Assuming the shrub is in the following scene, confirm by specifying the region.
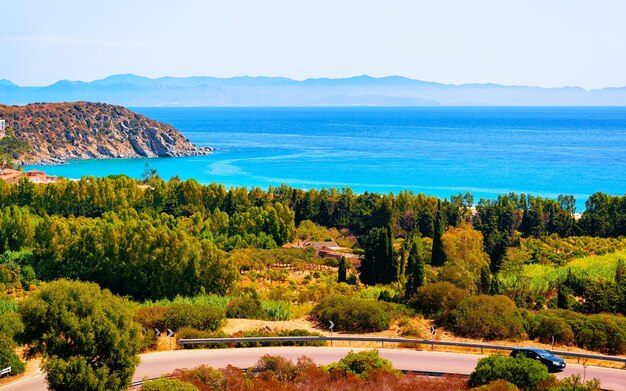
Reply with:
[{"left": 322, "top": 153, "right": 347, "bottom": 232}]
[
  {"left": 325, "top": 350, "right": 399, "bottom": 379},
  {"left": 141, "top": 378, "right": 198, "bottom": 391},
  {"left": 411, "top": 281, "right": 467, "bottom": 319},
  {"left": 231, "top": 329, "right": 324, "bottom": 347},
  {"left": 135, "top": 306, "right": 169, "bottom": 330},
  {"left": 226, "top": 297, "right": 263, "bottom": 319},
  {"left": 177, "top": 327, "right": 228, "bottom": 349},
  {"left": 0, "top": 311, "right": 23, "bottom": 340},
  {"left": 248, "top": 355, "right": 300, "bottom": 382},
  {"left": 175, "top": 365, "right": 225, "bottom": 390},
  {"left": 528, "top": 309, "right": 626, "bottom": 354},
  {"left": 451, "top": 295, "right": 526, "bottom": 340},
  {"left": 262, "top": 300, "right": 291, "bottom": 321},
  {"left": 469, "top": 354, "right": 554, "bottom": 390},
  {"left": 0, "top": 334, "right": 25, "bottom": 375},
  {"left": 163, "top": 304, "right": 225, "bottom": 331},
  {"left": 529, "top": 312, "right": 575, "bottom": 346},
  {"left": 472, "top": 380, "right": 521, "bottom": 390},
  {"left": 313, "top": 295, "right": 392, "bottom": 332},
  {"left": 139, "top": 328, "right": 158, "bottom": 352}
]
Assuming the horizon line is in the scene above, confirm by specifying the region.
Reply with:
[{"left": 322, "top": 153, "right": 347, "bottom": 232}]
[{"left": 2, "top": 73, "right": 623, "bottom": 92}]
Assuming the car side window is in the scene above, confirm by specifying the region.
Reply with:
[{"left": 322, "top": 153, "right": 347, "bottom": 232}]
[{"left": 527, "top": 352, "right": 537, "bottom": 359}]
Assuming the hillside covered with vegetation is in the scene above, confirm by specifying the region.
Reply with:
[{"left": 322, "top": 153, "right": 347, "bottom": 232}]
[
  {"left": 1, "top": 176, "right": 626, "bottom": 389},
  {"left": 0, "top": 102, "right": 212, "bottom": 165}
]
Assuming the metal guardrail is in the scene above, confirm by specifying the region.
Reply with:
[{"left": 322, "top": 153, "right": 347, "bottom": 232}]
[
  {"left": 176, "top": 336, "right": 626, "bottom": 366},
  {"left": 131, "top": 375, "right": 177, "bottom": 387},
  {"left": 0, "top": 367, "right": 11, "bottom": 377}
]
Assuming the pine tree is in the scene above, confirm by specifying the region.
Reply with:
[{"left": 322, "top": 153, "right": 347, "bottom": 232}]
[
  {"left": 338, "top": 256, "right": 347, "bottom": 283},
  {"left": 431, "top": 203, "right": 447, "bottom": 267}
]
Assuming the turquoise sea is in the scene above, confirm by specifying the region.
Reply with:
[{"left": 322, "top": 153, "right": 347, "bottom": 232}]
[{"left": 26, "top": 107, "right": 626, "bottom": 210}]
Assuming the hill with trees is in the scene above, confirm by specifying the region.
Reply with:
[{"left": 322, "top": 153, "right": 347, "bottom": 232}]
[{"left": 0, "top": 102, "right": 212, "bottom": 165}]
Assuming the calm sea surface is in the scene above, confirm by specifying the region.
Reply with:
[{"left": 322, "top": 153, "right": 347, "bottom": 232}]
[{"left": 26, "top": 107, "right": 626, "bottom": 210}]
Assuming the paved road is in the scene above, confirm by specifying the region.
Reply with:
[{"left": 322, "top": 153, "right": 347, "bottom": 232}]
[{"left": 2, "top": 347, "right": 625, "bottom": 390}]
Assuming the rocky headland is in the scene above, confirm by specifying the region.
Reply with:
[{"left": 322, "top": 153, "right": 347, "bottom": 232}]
[{"left": 0, "top": 102, "right": 213, "bottom": 165}]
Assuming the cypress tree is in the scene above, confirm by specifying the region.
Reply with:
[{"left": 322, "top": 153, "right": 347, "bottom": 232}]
[
  {"left": 386, "top": 223, "right": 398, "bottom": 282},
  {"left": 405, "top": 233, "right": 425, "bottom": 298},
  {"left": 360, "top": 225, "right": 398, "bottom": 285},
  {"left": 338, "top": 256, "right": 347, "bottom": 283},
  {"left": 616, "top": 258, "right": 626, "bottom": 285},
  {"left": 489, "top": 275, "right": 502, "bottom": 295},
  {"left": 479, "top": 267, "right": 491, "bottom": 294},
  {"left": 431, "top": 203, "right": 447, "bottom": 267},
  {"left": 405, "top": 243, "right": 415, "bottom": 298},
  {"left": 557, "top": 286, "right": 572, "bottom": 309}
]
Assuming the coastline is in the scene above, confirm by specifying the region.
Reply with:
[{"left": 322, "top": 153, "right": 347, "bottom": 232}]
[{"left": 19, "top": 146, "right": 215, "bottom": 166}]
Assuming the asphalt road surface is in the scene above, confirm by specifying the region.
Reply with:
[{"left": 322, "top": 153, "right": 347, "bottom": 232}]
[{"left": 1, "top": 347, "right": 625, "bottom": 390}]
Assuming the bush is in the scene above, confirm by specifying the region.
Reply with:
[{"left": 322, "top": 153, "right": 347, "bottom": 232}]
[
  {"left": 528, "top": 312, "right": 575, "bottom": 346},
  {"left": 226, "top": 297, "right": 263, "bottom": 319},
  {"left": 177, "top": 327, "right": 228, "bottom": 349},
  {"left": 232, "top": 329, "right": 324, "bottom": 347},
  {"left": 175, "top": 365, "right": 225, "bottom": 390},
  {"left": 0, "top": 311, "right": 23, "bottom": 340},
  {"left": 137, "top": 303, "right": 225, "bottom": 332},
  {"left": 528, "top": 309, "right": 626, "bottom": 354},
  {"left": 469, "top": 354, "right": 554, "bottom": 390},
  {"left": 471, "top": 380, "right": 521, "bottom": 390},
  {"left": 325, "top": 350, "right": 399, "bottom": 379},
  {"left": 0, "top": 334, "right": 25, "bottom": 375},
  {"left": 135, "top": 306, "right": 169, "bottom": 330},
  {"left": 313, "top": 295, "right": 392, "bottom": 332},
  {"left": 411, "top": 281, "right": 467, "bottom": 319},
  {"left": 262, "top": 300, "right": 291, "bottom": 321},
  {"left": 141, "top": 377, "right": 198, "bottom": 391},
  {"left": 451, "top": 295, "right": 526, "bottom": 340}
]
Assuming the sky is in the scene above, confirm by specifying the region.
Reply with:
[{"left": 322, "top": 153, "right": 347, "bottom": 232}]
[{"left": 1, "top": 0, "right": 625, "bottom": 89}]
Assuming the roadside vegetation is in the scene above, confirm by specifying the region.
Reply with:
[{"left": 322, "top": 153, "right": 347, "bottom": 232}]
[
  {"left": 1, "top": 176, "right": 626, "bottom": 388},
  {"left": 139, "top": 351, "right": 601, "bottom": 391}
]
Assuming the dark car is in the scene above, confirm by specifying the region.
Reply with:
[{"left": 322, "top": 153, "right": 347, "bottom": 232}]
[{"left": 510, "top": 348, "right": 566, "bottom": 372}]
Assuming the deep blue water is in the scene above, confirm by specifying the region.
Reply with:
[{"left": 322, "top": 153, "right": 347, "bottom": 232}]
[{"left": 26, "top": 107, "right": 626, "bottom": 209}]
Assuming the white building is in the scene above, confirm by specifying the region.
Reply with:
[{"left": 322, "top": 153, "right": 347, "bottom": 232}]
[{"left": 0, "top": 119, "right": 5, "bottom": 137}]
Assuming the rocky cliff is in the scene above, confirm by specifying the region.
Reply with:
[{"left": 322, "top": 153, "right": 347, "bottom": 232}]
[{"left": 0, "top": 102, "right": 212, "bottom": 165}]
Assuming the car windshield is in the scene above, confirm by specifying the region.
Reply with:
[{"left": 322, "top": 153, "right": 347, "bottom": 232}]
[{"left": 535, "top": 350, "right": 552, "bottom": 358}]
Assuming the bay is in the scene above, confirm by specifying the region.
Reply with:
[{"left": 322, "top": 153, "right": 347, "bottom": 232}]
[{"left": 26, "top": 107, "right": 626, "bottom": 210}]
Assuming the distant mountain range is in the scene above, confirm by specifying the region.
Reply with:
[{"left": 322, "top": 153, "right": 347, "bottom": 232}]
[{"left": 1, "top": 74, "right": 626, "bottom": 106}]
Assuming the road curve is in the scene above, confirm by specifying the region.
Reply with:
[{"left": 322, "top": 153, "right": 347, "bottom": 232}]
[{"left": 1, "top": 347, "right": 625, "bottom": 391}]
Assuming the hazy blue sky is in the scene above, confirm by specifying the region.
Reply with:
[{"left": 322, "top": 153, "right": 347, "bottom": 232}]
[{"left": 1, "top": 0, "right": 625, "bottom": 89}]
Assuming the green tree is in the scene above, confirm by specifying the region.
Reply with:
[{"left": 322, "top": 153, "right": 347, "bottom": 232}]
[
  {"left": 359, "top": 225, "right": 397, "bottom": 285},
  {"left": 405, "top": 235, "right": 424, "bottom": 298},
  {"left": 141, "top": 163, "right": 158, "bottom": 183},
  {"left": 19, "top": 280, "right": 141, "bottom": 391},
  {"left": 469, "top": 354, "right": 554, "bottom": 390},
  {"left": 479, "top": 267, "right": 492, "bottom": 294},
  {"left": 616, "top": 258, "right": 626, "bottom": 285},
  {"left": 337, "top": 256, "right": 347, "bottom": 283},
  {"left": 431, "top": 204, "right": 447, "bottom": 267}
]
